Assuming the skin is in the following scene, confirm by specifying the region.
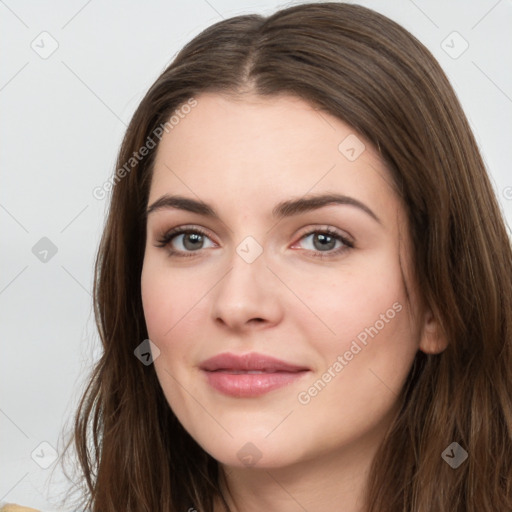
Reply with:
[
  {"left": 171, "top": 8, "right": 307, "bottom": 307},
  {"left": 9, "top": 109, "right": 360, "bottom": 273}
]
[{"left": 141, "top": 92, "right": 447, "bottom": 511}]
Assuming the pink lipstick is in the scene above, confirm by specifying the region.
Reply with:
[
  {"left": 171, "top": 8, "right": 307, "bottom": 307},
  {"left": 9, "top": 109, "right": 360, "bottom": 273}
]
[{"left": 200, "top": 352, "right": 310, "bottom": 397}]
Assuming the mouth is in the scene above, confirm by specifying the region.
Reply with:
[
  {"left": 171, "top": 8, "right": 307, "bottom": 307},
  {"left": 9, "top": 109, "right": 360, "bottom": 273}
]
[{"left": 199, "top": 352, "right": 310, "bottom": 397}]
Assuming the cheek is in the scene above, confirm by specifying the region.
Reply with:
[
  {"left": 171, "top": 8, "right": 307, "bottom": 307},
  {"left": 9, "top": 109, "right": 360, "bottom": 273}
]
[
  {"left": 294, "top": 251, "right": 418, "bottom": 408},
  {"left": 295, "top": 289, "right": 415, "bottom": 449},
  {"left": 141, "top": 272, "right": 170, "bottom": 340},
  {"left": 141, "top": 257, "right": 202, "bottom": 340},
  {"left": 140, "top": 258, "right": 203, "bottom": 422},
  {"left": 304, "top": 285, "right": 415, "bottom": 417},
  {"left": 298, "top": 252, "right": 409, "bottom": 355}
]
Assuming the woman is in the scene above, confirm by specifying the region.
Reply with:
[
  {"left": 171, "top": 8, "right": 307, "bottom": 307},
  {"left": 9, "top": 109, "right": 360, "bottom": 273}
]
[{"left": 57, "top": 2, "right": 512, "bottom": 511}]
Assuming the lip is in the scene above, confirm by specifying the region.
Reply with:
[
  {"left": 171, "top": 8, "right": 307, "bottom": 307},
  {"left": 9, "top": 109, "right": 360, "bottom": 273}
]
[{"left": 200, "top": 352, "right": 310, "bottom": 398}]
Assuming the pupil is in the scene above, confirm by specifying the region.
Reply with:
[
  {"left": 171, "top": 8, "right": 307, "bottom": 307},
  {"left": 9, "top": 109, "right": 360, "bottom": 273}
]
[
  {"left": 314, "top": 233, "right": 335, "bottom": 251},
  {"left": 184, "top": 233, "right": 203, "bottom": 250}
]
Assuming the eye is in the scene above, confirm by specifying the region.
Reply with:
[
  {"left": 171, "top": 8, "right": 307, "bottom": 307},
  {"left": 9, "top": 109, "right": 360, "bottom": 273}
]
[
  {"left": 292, "top": 227, "right": 354, "bottom": 259},
  {"left": 155, "top": 226, "right": 216, "bottom": 257},
  {"left": 155, "top": 225, "right": 354, "bottom": 259}
]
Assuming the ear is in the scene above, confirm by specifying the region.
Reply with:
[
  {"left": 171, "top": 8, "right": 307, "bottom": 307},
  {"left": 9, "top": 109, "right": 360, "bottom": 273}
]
[{"left": 418, "top": 308, "right": 448, "bottom": 354}]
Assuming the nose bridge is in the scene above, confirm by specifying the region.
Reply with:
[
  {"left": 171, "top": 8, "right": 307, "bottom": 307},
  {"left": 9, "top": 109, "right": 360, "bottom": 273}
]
[
  {"left": 235, "top": 233, "right": 266, "bottom": 266},
  {"left": 221, "top": 236, "right": 269, "bottom": 299},
  {"left": 211, "top": 233, "right": 282, "bottom": 327}
]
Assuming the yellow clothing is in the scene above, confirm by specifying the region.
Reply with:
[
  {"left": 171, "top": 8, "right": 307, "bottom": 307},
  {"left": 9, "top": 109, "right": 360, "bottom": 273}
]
[{"left": 0, "top": 505, "right": 40, "bottom": 512}]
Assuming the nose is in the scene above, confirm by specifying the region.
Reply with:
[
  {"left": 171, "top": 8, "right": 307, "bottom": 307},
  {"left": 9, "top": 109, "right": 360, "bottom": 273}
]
[{"left": 211, "top": 246, "right": 284, "bottom": 332}]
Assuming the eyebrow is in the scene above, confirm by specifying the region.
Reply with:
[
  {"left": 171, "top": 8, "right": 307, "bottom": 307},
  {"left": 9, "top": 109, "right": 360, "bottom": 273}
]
[{"left": 145, "top": 193, "right": 382, "bottom": 225}]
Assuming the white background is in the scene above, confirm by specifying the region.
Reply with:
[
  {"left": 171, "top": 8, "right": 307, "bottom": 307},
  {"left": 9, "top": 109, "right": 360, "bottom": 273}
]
[{"left": 1, "top": 0, "right": 511, "bottom": 510}]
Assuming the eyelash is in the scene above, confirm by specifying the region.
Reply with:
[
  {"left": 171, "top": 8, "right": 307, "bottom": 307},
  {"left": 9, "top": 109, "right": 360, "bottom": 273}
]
[{"left": 155, "top": 225, "right": 354, "bottom": 259}]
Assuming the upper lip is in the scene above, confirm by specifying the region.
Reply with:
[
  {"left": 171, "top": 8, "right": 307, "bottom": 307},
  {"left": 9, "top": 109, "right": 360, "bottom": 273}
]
[{"left": 200, "top": 352, "right": 309, "bottom": 372}]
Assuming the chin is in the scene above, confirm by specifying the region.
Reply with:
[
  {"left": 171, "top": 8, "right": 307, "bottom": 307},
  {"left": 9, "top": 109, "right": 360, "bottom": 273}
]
[{"left": 195, "top": 432, "right": 308, "bottom": 470}]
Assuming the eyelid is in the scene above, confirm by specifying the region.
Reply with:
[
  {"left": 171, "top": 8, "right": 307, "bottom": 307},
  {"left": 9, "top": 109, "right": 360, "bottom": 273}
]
[
  {"left": 155, "top": 224, "right": 352, "bottom": 243},
  {"left": 294, "top": 225, "right": 354, "bottom": 245},
  {"left": 154, "top": 224, "right": 217, "bottom": 248}
]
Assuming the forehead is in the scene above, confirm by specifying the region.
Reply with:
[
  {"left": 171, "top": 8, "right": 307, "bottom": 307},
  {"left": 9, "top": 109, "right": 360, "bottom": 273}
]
[{"left": 148, "top": 92, "right": 399, "bottom": 223}]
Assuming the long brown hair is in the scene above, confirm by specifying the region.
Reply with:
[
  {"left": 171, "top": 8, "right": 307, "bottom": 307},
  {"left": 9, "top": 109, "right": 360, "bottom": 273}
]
[{"left": 61, "top": 2, "right": 512, "bottom": 510}]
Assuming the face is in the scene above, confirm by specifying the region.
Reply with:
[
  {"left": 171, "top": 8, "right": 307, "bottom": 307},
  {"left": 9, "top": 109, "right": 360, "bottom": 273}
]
[{"left": 141, "top": 92, "right": 437, "bottom": 470}]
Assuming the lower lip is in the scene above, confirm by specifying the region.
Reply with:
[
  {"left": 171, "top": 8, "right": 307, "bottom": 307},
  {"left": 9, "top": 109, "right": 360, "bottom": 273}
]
[{"left": 203, "top": 370, "right": 309, "bottom": 397}]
